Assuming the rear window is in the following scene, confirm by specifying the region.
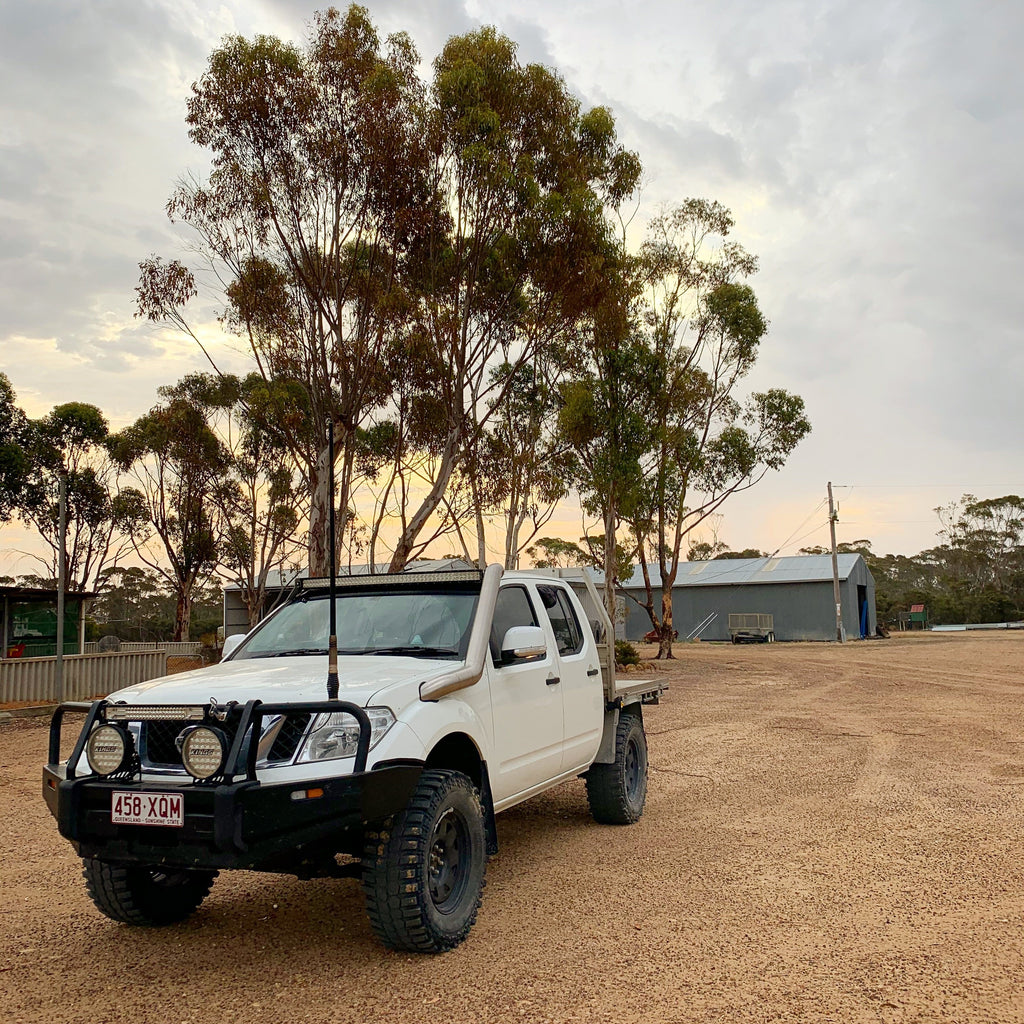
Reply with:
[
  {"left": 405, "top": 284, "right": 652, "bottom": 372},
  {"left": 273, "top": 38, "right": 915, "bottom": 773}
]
[{"left": 537, "top": 585, "right": 584, "bottom": 656}]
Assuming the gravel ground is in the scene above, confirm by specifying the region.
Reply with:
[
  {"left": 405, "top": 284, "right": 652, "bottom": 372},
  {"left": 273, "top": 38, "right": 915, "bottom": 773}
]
[{"left": 2, "top": 632, "right": 1022, "bottom": 1024}]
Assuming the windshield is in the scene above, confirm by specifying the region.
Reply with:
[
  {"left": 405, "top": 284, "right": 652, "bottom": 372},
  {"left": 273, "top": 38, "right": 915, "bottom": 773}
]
[{"left": 233, "top": 587, "right": 479, "bottom": 660}]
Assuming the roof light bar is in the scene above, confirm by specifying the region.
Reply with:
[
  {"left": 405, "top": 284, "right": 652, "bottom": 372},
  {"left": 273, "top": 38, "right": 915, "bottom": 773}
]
[{"left": 299, "top": 570, "right": 484, "bottom": 591}]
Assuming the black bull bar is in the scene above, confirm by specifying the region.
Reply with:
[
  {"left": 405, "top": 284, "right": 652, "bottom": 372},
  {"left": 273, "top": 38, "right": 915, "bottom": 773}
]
[{"left": 43, "top": 699, "right": 422, "bottom": 872}]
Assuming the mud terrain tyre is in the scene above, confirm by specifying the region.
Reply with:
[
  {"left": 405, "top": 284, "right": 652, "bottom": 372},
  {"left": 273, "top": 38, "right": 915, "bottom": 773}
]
[
  {"left": 585, "top": 710, "right": 648, "bottom": 825},
  {"left": 83, "top": 858, "right": 217, "bottom": 925},
  {"left": 362, "top": 769, "right": 487, "bottom": 953}
]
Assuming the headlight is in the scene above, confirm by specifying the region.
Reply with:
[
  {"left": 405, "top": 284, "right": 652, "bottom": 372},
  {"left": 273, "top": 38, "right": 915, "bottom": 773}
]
[
  {"left": 86, "top": 724, "right": 133, "bottom": 776},
  {"left": 179, "top": 726, "right": 228, "bottom": 780},
  {"left": 297, "top": 707, "right": 396, "bottom": 763}
]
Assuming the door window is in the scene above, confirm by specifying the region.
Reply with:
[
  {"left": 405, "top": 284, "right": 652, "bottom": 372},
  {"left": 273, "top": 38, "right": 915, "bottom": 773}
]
[{"left": 490, "top": 586, "right": 539, "bottom": 665}]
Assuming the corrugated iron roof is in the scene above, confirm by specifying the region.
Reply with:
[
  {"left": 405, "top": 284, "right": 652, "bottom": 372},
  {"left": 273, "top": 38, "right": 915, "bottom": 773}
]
[{"left": 592, "top": 554, "right": 866, "bottom": 589}]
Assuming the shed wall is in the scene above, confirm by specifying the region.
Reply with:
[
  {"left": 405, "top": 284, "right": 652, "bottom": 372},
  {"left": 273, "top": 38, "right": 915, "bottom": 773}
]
[
  {"left": 623, "top": 573, "right": 876, "bottom": 642},
  {"left": 224, "top": 591, "right": 253, "bottom": 638}
]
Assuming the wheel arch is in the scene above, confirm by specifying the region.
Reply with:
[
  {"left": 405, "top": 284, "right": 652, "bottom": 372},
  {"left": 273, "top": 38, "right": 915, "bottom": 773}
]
[{"left": 424, "top": 732, "right": 497, "bottom": 856}]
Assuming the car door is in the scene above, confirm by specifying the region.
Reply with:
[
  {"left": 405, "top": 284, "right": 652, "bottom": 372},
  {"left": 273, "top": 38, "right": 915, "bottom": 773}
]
[
  {"left": 535, "top": 584, "right": 605, "bottom": 772},
  {"left": 486, "top": 583, "right": 564, "bottom": 804}
]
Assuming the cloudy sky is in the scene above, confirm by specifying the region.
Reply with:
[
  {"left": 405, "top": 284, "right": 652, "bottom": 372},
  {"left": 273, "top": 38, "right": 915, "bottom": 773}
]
[{"left": 2, "top": 0, "right": 1022, "bottom": 574}]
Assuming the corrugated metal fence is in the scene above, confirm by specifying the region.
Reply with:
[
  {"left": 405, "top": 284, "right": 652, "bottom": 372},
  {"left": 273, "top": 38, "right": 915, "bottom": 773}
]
[
  {"left": 81, "top": 641, "right": 203, "bottom": 656},
  {"left": 0, "top": 651, "right": 168, "bottom": 704}
]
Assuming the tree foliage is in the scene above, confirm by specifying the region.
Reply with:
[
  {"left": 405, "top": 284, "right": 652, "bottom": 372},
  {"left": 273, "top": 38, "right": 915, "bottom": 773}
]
[
  {"left": 625, "top": 201, "right": 810, "bottom": 657},
  {"left": 526, "top": 534, "right": 633, "bottom": 583},
  {"left": 139, "top": 6, "right": 640, "bottom": 575},
  {"left": 108, "top": 398, "right": 227, "bottom": 640},
  {"left": 456, "top": 359, "right": 573, "bottom": 568},
  {"left": 89, "top": 567, "right": 223, "bottom": 643},
  {"left": 557, "top": 257, "right": 661, "bottom": 623},
  {"left": 162, "top": 373, "right": 306, "bottom": 628},
  {"left": 0, "top": 373, "right": 31, "bottom": 524},
  {"left": 138, "top": 5, "right": 429, "bottom": 576},
  {"left": 16, "top": 402, "right": 145, "bottom": 592}
]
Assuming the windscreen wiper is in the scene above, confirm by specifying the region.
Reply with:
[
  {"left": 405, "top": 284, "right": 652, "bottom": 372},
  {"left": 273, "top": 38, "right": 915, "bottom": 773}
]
[
  {"left": 367, "top": 645, "right": 460, "bottom": 658},
  {"left": 255, "top": 648, "right": 329, "bottom": 658},
  {"left": 252, "top": 647, "right": 374, "bottom": 658}
]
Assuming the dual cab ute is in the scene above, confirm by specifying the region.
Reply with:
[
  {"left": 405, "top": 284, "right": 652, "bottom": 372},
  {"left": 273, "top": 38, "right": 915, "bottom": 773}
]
[{"left": 44, "top": 566, "right": 662, "bottom": 952}]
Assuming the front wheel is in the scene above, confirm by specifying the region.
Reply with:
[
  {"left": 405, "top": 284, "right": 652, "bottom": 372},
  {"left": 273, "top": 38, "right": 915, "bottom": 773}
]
[
  {"left": 83, "top": 858, "right": 217, "bottom": 926},
  {"left": 362, "top": 769, "right": 487, "bottom": 953},
  {"left": 585, "top": 710, "right": 649, "bottom": 825}
]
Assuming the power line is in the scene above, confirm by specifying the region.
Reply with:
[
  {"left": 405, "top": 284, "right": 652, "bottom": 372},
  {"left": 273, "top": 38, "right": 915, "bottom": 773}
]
[
  {"left": 767, "top": 498, "right": 829, "bottom": 557},
  {"left": 840, "top": 520, "right": 937, "bottom": 525},
  {"left": 778, "top": 521, "right": 832, "bottom": 552},
  {"left": 834, "top": 484, "right": 1020, "bottom": 489}
]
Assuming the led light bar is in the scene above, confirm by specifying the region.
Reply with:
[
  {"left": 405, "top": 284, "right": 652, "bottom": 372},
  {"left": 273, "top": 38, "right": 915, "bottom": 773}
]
[
  {"left": 299, "top": 570, "right": 483, "bottom": 590},
  {"left": 104, "top": 705, "right": 206, "bottom": 722}
]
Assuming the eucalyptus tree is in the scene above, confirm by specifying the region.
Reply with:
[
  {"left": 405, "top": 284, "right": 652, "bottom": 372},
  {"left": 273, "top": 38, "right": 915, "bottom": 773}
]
[
  {"left": 0, "top": 372, "right": 30, "bottom": 524},
  {"left": 627, "top": 201, "right": 811, "bottom": 657},
  {"left": 383, "top": 27, "right": 640, "bottom": 569},
  {"left": 137, "top": 7, "right": 638, "bottom": 576},
  {"left": 137, "top": 5, "right": 430, "bottom": 576},
  {"left": 160, "top": 373, "right": 306, "bottom": 629},
  {"left": 936, "top": 494, "right": 1024, "bottom": 597},
  {"left": 452, "top": 359, "right": 572, "bottom": 569},
  {"left": 557, "top": 269, "right": 663, "bottom": 624},
  {"left": 107, "top": 398, "right": 227, "bottom": 641},
  {"left": 18, "top": 402, "right": 145, "bottom": 593}
]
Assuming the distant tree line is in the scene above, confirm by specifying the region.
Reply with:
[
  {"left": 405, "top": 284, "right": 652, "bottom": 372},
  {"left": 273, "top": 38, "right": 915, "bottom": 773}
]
[
  {"left": 800, "top": 495, "right": 1024, "bottom": 626},
  {"left": 0, "top": 7, "right": 811, "bottom": 653}
]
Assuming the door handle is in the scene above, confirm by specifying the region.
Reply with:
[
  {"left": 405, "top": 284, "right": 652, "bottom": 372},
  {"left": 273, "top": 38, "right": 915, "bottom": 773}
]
[
  {"left": 587, "top": 667, "right": 599, "bottom": 677},
  {"left": 546, "top": 674, "right": 560, "bottom": 686}
]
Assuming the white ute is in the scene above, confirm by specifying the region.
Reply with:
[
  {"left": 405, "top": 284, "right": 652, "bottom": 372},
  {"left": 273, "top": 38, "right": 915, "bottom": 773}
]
[{"left": 44, "top": 565, "right": 663, "bottom": 952}]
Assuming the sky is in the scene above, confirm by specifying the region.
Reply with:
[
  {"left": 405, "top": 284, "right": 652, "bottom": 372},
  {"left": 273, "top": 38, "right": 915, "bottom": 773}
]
[{"left": 2, "top": 0, "right": 1023, "bottom": 576}]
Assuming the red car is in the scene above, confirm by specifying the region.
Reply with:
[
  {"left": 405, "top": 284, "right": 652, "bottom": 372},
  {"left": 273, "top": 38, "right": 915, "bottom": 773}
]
[{"left": 643, "top": 628, "right": 678, "bottom": 642}]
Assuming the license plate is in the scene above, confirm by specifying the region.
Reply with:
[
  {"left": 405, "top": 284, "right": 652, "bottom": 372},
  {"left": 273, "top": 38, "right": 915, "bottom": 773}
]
[{"left": 111, "top": 791, "right": 184, "bottom": 827}]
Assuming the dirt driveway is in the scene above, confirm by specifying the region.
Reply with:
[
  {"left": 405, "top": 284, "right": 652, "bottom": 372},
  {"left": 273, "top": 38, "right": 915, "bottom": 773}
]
[{"left": 2, "top": 633, "right": 1022, "bottom": 1023}]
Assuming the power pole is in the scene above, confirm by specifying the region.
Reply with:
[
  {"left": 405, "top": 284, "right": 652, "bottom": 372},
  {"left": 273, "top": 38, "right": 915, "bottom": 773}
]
[
  {"left": 827, "top": 481, "right": 844, "bottom": 642},
  {"left": 55, "top": 469, "right": 68, "bottom": 701}
]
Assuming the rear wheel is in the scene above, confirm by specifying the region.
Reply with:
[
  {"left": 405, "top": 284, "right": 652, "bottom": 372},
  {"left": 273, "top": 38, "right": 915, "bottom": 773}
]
[
  {"left": 83, "top": 858, "right": 217, "bottom": 926},
  {"left": 362, "top": 769, "right": 487, "bottom": 953},
  {"left": 586, "top": 710, "right": 648, "bottom": 825}
]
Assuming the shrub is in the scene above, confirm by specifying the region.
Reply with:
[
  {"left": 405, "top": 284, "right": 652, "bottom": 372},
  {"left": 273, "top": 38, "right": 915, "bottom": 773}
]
[{"left": 615, "top": 639, "right": 640, "bottom": 666}]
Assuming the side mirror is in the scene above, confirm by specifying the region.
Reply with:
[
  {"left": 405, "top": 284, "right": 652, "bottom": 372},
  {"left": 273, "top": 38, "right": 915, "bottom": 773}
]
[
  {"left": 221, "top": 633, "right": 245, "bottom": 660},
  {"left": 500, "top": 625, "right": 547, "bottom": 663}
]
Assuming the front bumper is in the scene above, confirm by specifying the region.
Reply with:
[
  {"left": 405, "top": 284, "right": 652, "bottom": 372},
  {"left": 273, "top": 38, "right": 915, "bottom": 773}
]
[{"left": 43, "top": 761, "right": 422, "bottom": 871}]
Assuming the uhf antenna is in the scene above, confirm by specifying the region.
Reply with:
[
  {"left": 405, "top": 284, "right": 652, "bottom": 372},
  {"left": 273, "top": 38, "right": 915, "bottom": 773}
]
[{"left": 326, "top": 417, "right": 339, "bottom": 700}]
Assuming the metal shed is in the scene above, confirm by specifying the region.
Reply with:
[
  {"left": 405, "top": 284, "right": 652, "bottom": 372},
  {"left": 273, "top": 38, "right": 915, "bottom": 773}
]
[
  {"left": 1, "top": 586, "right": 92, "bottom": 659},
  {"left": 604, "top": 554, "right": 876, "bottom": 642}
]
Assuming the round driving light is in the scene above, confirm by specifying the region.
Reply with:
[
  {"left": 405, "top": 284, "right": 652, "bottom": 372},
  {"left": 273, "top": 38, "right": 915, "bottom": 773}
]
[
  {"left": 86, "top": 724, "right": 131, "bottom": 777},
  {"left": 180, "top": 726, "right": 227, "bottom": 780}
]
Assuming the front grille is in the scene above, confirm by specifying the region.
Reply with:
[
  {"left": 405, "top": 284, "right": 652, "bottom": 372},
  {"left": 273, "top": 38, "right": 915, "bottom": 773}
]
[
  {"left": 139, "top": 713, "right": 309, "bottom": 770},
  {"left": 141, "top": 718, "right": 242, "bottom": 769},
  {"left": 267, "top": 713, "right": 311, "bottom": 763},
  {"left": 142, "top": 720, "right": 188, "bottom": 766}
]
